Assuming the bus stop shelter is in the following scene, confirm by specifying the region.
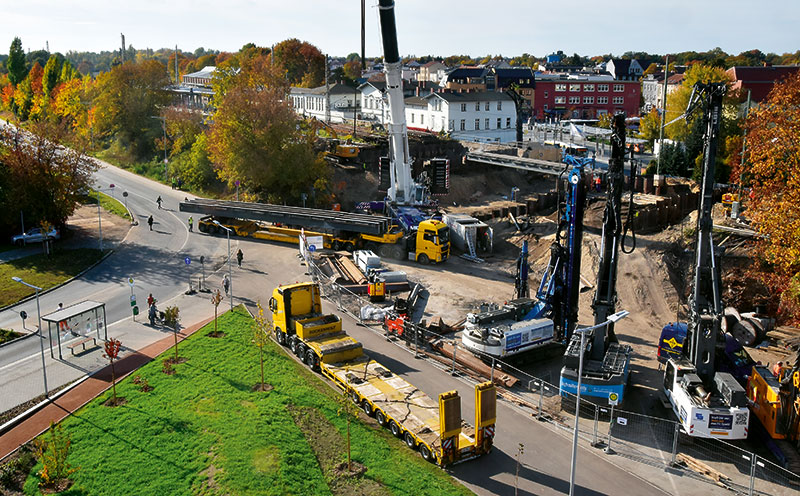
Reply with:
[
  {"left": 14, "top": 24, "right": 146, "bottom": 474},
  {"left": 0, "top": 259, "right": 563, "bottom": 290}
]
[{"left": 42, "top": 300, "right": 107, "bottom": 359}]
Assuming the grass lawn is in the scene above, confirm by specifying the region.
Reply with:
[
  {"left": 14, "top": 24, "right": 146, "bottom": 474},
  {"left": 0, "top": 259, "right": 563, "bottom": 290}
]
[
  {"left": 0, "top": 249, "right": 104, "bottom": 308},
  {"left": 85, "top": 191, "right": 130, "bottom": 221},
  {"left": 22, "top": 308, "right": 472, "bottom": 496}
]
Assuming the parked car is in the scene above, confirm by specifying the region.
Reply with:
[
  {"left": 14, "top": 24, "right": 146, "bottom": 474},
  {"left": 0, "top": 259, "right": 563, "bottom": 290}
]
[{"left": 11, "top": 227, "right": 61, "bottom": 246}]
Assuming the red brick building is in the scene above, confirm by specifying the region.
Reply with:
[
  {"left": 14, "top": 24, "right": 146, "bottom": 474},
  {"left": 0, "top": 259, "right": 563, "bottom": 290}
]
[
  {"left": 727, "top": 65, "right": 800, "bottom": 102},
  {"left": 533, "top": 75, "right": 641, "bottom": 120}
]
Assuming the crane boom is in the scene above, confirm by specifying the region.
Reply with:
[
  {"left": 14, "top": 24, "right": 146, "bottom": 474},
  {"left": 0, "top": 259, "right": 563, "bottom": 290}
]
[{"left": 377, "top": 0, "right": 414, "bottom": 205}]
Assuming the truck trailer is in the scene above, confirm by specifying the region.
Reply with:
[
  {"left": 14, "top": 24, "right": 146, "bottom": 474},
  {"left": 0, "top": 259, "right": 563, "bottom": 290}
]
[{"left": 269, "top": 282, "right": 497, "bottom": 466}]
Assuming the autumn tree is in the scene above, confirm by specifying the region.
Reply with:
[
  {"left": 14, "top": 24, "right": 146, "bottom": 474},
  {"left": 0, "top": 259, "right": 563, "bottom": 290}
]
[
  {"left": 33, "top": 422, "right": 77, "bottom": 490},
  {"left": 0, "top": 120, "right": 97, "bottom": 233},
  {"left": 42, "top": 54, "right": 64, "bottom": 97},
  {"left": 738, "top": 72, "right": 800, "bottom": 323},
  {"left": 637, "top": 108, "right": 661, "bottom": 146},
  {"left": 93, "top": 60, "right": 171, "bottom": 158},
  {"left": 664, "top": 64, "right": 732, "bottom": 142},
  {"left": 103, "top": 338, "right": 122, "bottom": 405},
  {"left": 208, "top": 54, "right": 329, "bottom": 204},
  {"left": 272, "top": 38, "right": 324, "bottom": 87},
  {"left": 210, "top": 289, "right": 223, "bottom": 337},
  {"left": 6, "top": 37, "right": 26, "bottom": 86}
]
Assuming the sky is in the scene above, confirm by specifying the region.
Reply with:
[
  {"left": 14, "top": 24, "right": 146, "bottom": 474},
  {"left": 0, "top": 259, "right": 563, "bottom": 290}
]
[{"left": 1, "top": 0, "right": 798, "bottom": 59}]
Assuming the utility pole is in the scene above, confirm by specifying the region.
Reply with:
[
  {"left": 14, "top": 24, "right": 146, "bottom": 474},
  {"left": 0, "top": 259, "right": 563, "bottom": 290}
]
[
  {"left": 361, "top": 0, "right": 366, "bottom": 71},
  {"left": 175, "top": 45, "right": 179, "bottom": 85},
  {"left": 325, "top": 54, "right": 331, "bottom": 124},
  {"left": 657, "top": 55, "right": 669, "bottom": 174},
  {"left": 120, "top": 33, "right": 126, "bottom": 63},
  {"left": 46, "top": 41, "right": 49, "bottom": 53}
]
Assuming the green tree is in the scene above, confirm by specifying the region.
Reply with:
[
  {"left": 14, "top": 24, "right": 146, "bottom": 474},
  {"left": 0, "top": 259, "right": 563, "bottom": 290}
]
[
  {"left": 42, "top": 54, "right": 63, "bottom": 97},
  {"left": 12, "top": 77, "right": 33, "bottom": 119},
  {"left": 208, "top": 54, "right": 329, "bottom": 203},
  {"left": 664, "top": 64, "right": 732, "bottom": 142},
  {"left": 170, "top": 133, "right": 216, "bottom": 190},
  {"left": 638, "top": 108, "right": 660, "bottom": 145},
  {"left": 59, "top": 59, "right": 77, "bottom": 83},
  {"left": 6, "top": 37, "right": 26, "bottom": 86},
  {"left": 93, "top": 60, "right": 171, "bottom": 158}
]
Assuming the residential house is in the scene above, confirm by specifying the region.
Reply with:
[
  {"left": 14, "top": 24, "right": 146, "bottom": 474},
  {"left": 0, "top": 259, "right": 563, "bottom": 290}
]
[
  {"left": 171, "top": 66, "right": 216, "bottom": 111},
  {"left": 404, "top": 91, "right": 516, "bottom": 143},
  {"left": 289, "top": 83, "right": 360, "bottom": 123},
  {"left": 606, "top": 59, "right": 643, "bottom": 81},
  {"left": 419, "top": 61, "right": 447, "bottom": 83},
  {"left": 440, "top": 67, "right": 489, "bottom": 91},
  {"left": 726, "top": 65, "right": 800, "bottom": 102},
  {"left": 490, "top": 67, "right": 536, "bottom": 116},
  {"left": 533, "top": 74, "right": 641, "bottom": 120}
]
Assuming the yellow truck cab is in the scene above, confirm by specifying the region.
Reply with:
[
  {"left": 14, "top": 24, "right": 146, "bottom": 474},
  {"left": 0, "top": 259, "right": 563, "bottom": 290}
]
[
  {"left": 269, "top": 283, "right": 362, "bottom": 369},
  {"left": 413, "top": 219, "right": 449, "bottom": 264}
]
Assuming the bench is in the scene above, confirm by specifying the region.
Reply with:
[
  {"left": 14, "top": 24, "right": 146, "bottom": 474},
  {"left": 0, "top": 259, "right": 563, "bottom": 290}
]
[{"left": 67, "top": 337, "right": 97, "bottom": 355}]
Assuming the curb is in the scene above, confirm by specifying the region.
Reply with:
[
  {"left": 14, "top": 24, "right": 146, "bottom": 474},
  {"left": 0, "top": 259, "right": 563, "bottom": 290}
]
[
  {"left": 0, "top": 330, "right": 37, "bottom": 349},
  {"left": 0, "top": 375, "right": 90, "bottom": 436},
  {"left": 0, "top": 249, "right": 115, "bottom": 314}
]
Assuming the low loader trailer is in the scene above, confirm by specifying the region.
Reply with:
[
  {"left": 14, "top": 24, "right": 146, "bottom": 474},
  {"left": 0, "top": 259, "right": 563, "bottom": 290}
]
[{"left": 269, "top": 282, "right": 497, "bottom": 466}]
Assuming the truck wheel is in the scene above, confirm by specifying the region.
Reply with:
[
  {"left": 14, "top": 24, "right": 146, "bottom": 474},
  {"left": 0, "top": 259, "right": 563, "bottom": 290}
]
[
  {"left": 198, "top": 223, "right": 207, "bottom": 233},
  {"left": 389, "top": 420, "right": 402, "bottom": 437},
  {"left": 344, "top": 242, "right": 355, "bottom": 253},
  {"left": 351, "top": 390, "right": 360, "bottom": 404},
  {"left": 305, "top": 350, "right": 319, "bottom": 371},
  {"left": 404, "top": 432, "right": 417, "bottom": 449},
  {"left": 333, "top": 240, "right": 342, "bottom": 251},
  {"left": 289, "top": 336, "right": 298, "bottom": 354},
  {"left": 420, "top": 444, "right": 434, "bottom": 463},
  {"left": 417, "top": 253, "right": 430, "bottom": 265},
  {"left": 375, "top": 410, "right": 387, "bottom": 426},
  {"left": 295, "top": 343, "right": 306, "bottom": 358},
  {"left": 361, "top": 400, "right": 373, "bottom": 416},
  {"left": 366, "top": 242, "right": 379, "bottom": 253},
  {"left": 276, "top": 328, "right": 286, "bottom": 346}
]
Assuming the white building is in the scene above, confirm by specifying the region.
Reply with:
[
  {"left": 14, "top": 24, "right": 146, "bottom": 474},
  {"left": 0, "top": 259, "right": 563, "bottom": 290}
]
[
  {"left": 419, "top": 61, "right": 447, "bottom": 83},
  {"left": 289, "top": 83, "right": 360, "bottom": 123},
  {"left": 404, "top": 91, "right": 516, "bottom": 143},
  {"left": 358, "top": 81, "right": 389, "bottom": 125}
]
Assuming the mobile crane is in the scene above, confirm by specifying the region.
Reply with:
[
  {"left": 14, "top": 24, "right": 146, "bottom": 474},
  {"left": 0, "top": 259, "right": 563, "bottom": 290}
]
[
  {"left": 662, "top": 82, "right": 750, "bottom": 440},
  {"left": 560, "top": 113, "right": 635, "bottom": 406}
]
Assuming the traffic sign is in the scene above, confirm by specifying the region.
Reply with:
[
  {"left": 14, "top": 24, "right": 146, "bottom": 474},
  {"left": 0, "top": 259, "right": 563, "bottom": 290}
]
[
  {"left": 20, "top": 310, "right": 27, "bottom": 320},
  {"left": 123, "top": 191, "right": 128, "bottom": 198},
  {"left": 608, "top": 392, "right": 619, "bottom": 406},
  {"left": 128, "top": 277, "right": 135, "bottom": 287},
  {"left": 132, "top": 305, "right": 139, "bottom": 316},
  {"left": 185, "top": 257, "right": 191, "bottom": 265}
]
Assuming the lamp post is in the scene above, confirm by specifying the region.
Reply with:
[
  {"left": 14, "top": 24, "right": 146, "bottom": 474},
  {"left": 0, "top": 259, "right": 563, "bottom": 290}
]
[
  {"left": 213, "top": 221, "right": 233, "bottom": 312},
  {"left": 12, "top": 277, "right": 48, "bottom": 397},
  {"left": 568, "top": 310, "right": 629, "bottom": 496},
  {"left": 93, "top": 186, "right": 115, "bottom": 251}
]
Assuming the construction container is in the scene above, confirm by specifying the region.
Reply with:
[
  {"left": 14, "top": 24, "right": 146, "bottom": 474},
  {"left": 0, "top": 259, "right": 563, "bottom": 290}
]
[{"left": 442, "top": 213, "right": 493, "bottom": 256}]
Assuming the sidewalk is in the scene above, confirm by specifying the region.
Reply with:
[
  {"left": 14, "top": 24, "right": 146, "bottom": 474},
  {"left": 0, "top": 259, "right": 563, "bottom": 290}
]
[{"left": 0, "top": 313, "right": 215, "bottom": 460}]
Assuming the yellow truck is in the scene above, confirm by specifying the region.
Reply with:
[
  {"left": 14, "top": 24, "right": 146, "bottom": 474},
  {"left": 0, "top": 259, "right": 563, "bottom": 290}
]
[
  {"left": 269, "top": 282, "right": 496, "bottom": 465},
  {"left": 198, "top": 215, "right": 449, "bottom": 264}
]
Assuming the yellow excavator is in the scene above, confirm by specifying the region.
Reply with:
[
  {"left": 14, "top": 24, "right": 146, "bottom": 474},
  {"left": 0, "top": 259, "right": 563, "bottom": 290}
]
[{"left": 307, "top": 117, "right": 360, "bottom": 165}]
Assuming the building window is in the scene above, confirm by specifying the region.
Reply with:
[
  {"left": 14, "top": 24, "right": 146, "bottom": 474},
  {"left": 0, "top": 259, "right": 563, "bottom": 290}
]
[
  {"left": 569, "top": 84, "right": 581, "bottom": 92},
  {"left": 544, "top": 104, "right": 548, "bottom": 110},
  {"left": 506, "top": 117, "right": 511, "bottom": 128},
  {"left": 461, "top": 103, "right": 467, "bottom": 112},
  {"left": 449, "top": 120, "right": 454, "bottom": 130},
  {"left": 598, "top": 96, "right": 608, "bottom": 104},
  {"left": 544, "top": 91, "right": 548, "bottom": 98},
  {"left": 485, "top": 118, "right": 490, "bottom": 129},
  {"left": 555, "top": 84, "right": 567, "bottom": 91},
  {"left": 583, "top": 84, "right": 594, "bottom": 91},
  {"left": 597, "top": 109, "right": 607, "bottom": 116},
  {"left": 497, "top": 117, "right": 502, "bottom": 128},
  {"left": 598, "top": 84, "right": 609, "bottom": 92},
  {"left": 420, "top": 114, "right": 424, "bottom": 125},
  {"left": 613, "top": 96, "right": 624, "bottom": 104},
  {"left": 583, "top": 96, "right": 594, "bottom": 104},
  {"left": 460, "top": 119, "right": 466, "bottom": 131},
  {"left": 569, "top": 96, "right": 580, "bottom": 104},
  {"left": 411, "top": 113, "right": 415, "bottom": 123},
  {"left": 475, "top": 102, "right": 480, "bottom": 111},
  {"left": 475, "top": 119, "right": 480, "bottom": 130},
  {"left": 554, "top": 96, "right": 566, "bottom": 104},
  {"left": 485, "top": 102, "right": 490, "bottom": 111},
  {"left": 613, "top": 84, "right": 624, "bottom": 92},
  {"left": 497, "top": 101, "right": 502, "bottom": 111}
]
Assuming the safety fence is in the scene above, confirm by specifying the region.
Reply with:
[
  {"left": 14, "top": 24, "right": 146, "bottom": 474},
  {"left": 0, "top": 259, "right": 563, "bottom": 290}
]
[{"left": 303, "top": 250, "right": 800, "bottom": 496}]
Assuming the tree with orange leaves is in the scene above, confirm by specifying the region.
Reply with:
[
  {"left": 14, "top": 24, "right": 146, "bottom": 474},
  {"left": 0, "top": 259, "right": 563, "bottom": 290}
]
[{"left": 738, "top": 71, "right": 800, "bottom": 323}]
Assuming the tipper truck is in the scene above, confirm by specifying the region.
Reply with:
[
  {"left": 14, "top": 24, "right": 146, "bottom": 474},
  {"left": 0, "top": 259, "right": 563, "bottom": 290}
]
[{"left": 269, "top": 282, "right": 497, "bottom": 465}]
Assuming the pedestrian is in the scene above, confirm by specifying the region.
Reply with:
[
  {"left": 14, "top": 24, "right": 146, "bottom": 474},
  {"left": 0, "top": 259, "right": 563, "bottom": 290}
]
[
  {"left": 595, "top": 176, "right": 602, "bottom": 192},
  {"left": 171, "top": 177, "right": 176, "bottom": 190},
  {"left": 157, "top": 196, "right": 162, "bottom": 209},
  {"left": 177, "top": 177, "right": 183, "bottom": 190},
  {"left": 222, "top": 274, "right": 230, "bottom": 295},
  {"left": 148, "top": 303, "right": 157, "bottom": 326},
  {"left": 57, "top": 303, "right": 68, "bottom": 334},
  {"left": 147, "top": 293, "right": 155, "bottom": 308},
  {"left": 188, "top": 216, "right": 193, "bottom": 232},
  {"left": 236, "top": 248, "right": 243, "bottom": 268},
  {"left": 148, "top": 215, "right": 154, "bottom": 231}
]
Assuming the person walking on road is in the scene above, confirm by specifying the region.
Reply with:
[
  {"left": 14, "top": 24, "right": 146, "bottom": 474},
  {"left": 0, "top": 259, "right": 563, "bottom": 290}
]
[
  {"left": 148, "top": 215, "right": 154, "bottom": 231},
  {"left": 147, "top": 293, "right": 155, "bottom": 308},
  {"left": 236, "top": 249, "right": 243, "bottom": 268},
  {"left": 188, "top": 216, "right": 194, "bottom": 232},
  {"left": 222, "top": 274, "right": 230, "bottom": 295},
  {"left": 157, "top": 196, "right": 162, "bottom": 210}
]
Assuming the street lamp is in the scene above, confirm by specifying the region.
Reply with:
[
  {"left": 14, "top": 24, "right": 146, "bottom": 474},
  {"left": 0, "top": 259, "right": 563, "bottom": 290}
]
[
  {"left": 93, "top": 186, "right": 115, "bottom": 251},
  {"left": 213, "top": 221, "right": 233, "bottom": 312},
  {"left": 568, "top": 309, "right": 629, "bottom": 496},
  {"left": 12, "top": 277, "right": 48, "bottom": 397}
]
